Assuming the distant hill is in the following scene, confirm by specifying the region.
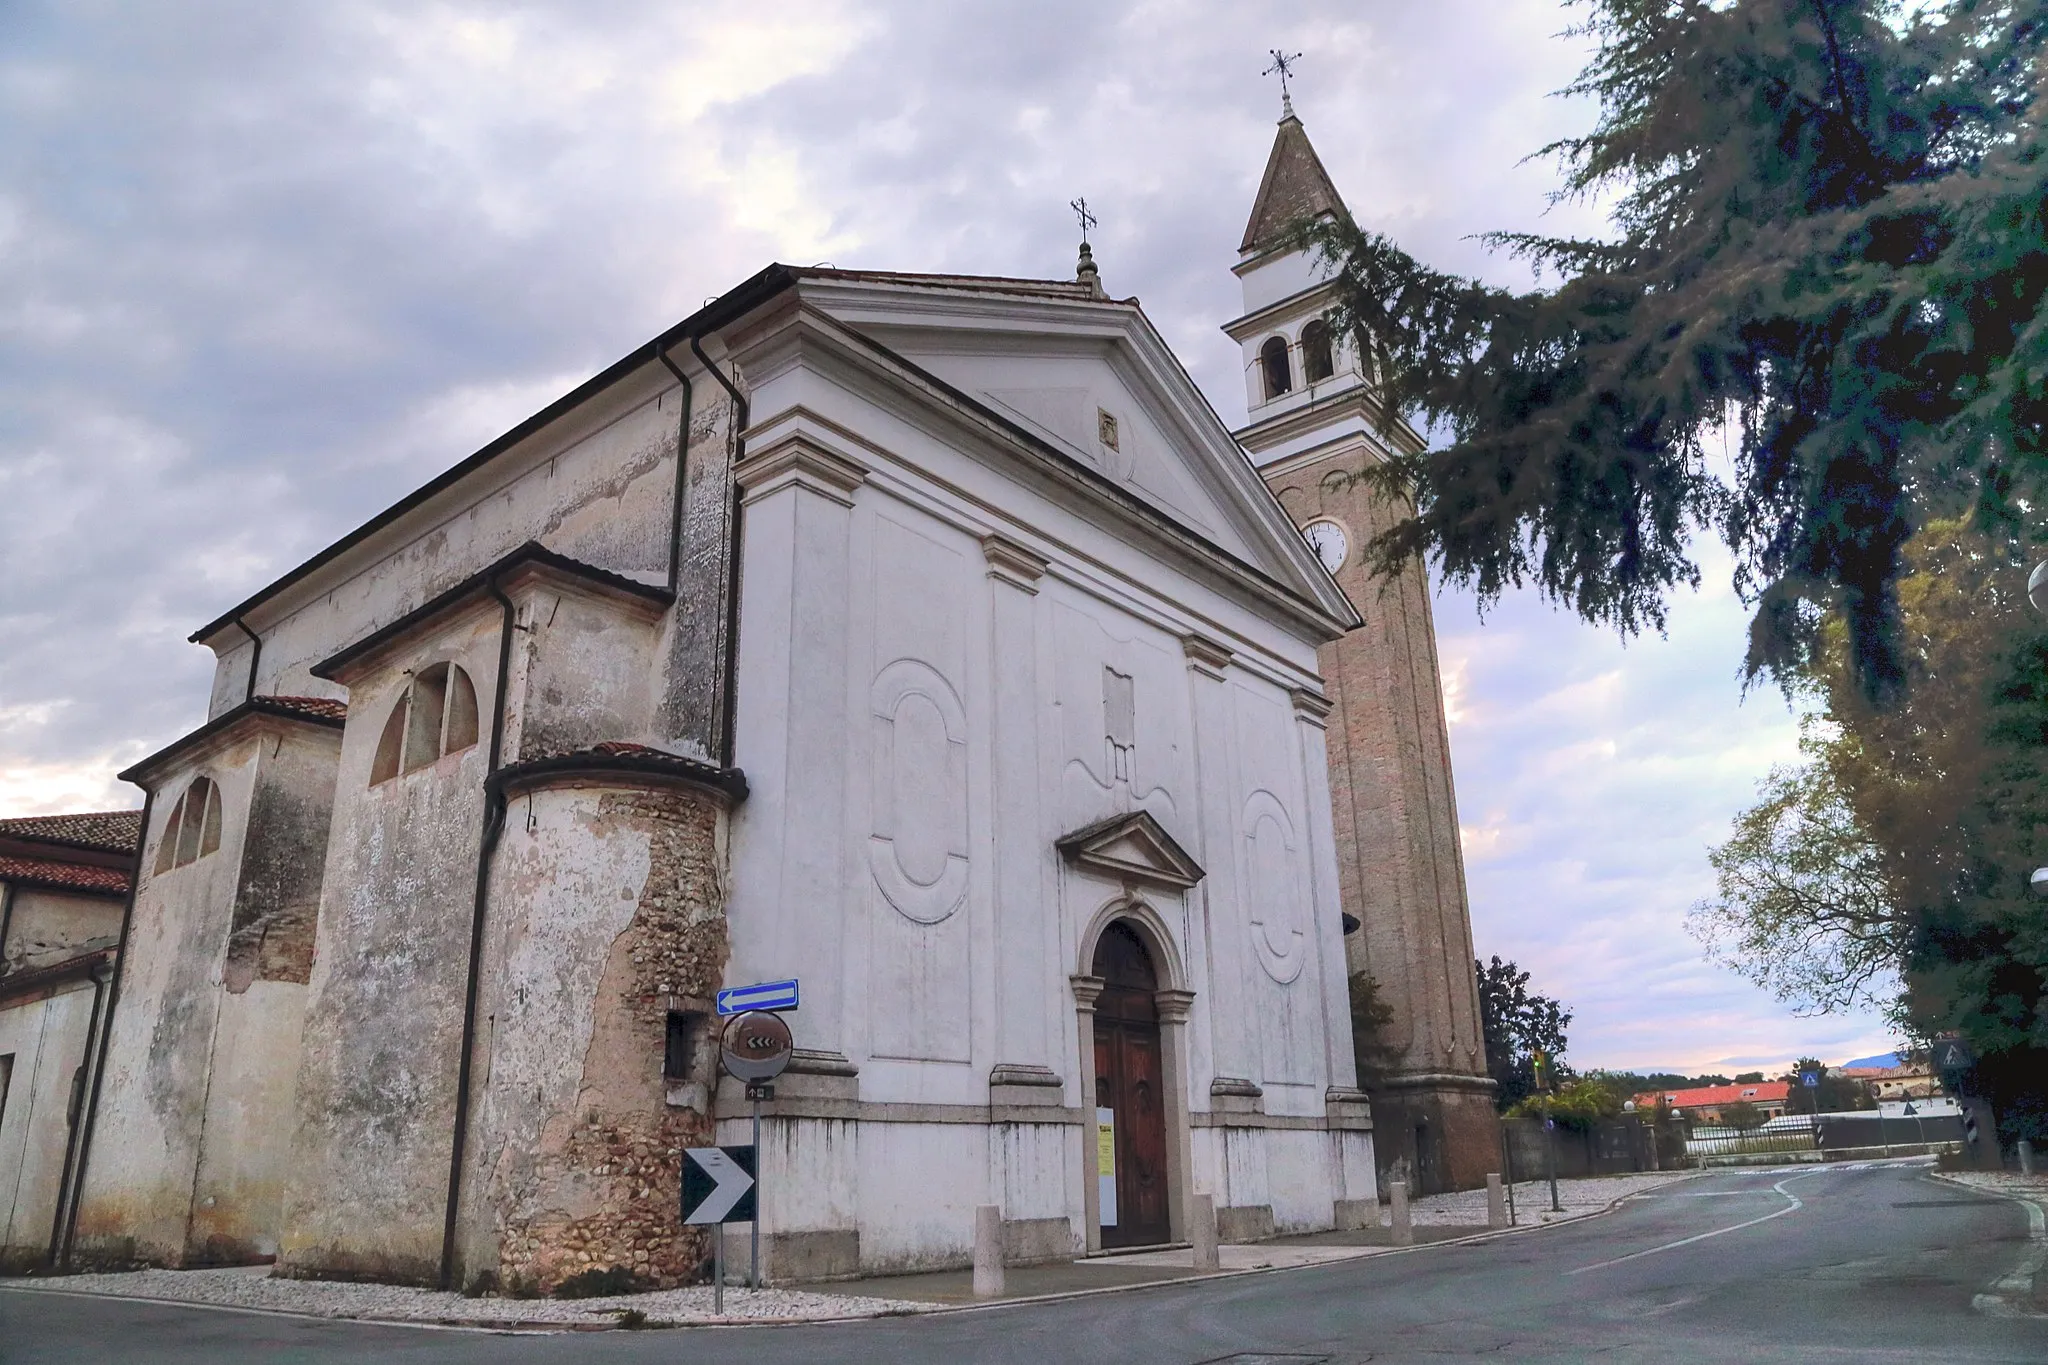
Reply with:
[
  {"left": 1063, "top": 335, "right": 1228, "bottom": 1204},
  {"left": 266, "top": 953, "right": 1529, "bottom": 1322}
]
[{"left": 1843, "top": 1052, "right": 1900, "bottom": 1070}]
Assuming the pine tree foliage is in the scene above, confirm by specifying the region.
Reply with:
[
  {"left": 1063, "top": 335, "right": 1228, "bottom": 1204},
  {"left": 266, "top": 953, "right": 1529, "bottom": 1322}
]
[{"left": 1298, "top": 0, "right": 2048, "bottom": 701}]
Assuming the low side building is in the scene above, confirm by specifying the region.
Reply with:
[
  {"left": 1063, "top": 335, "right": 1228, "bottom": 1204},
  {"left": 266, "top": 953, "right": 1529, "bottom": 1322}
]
[
  {"left": 0, "top": 812, "right": 139, "bottom": 1272},
  {"left": 1637, "top": 1081, "right": 1792, "bottom": 1124}
]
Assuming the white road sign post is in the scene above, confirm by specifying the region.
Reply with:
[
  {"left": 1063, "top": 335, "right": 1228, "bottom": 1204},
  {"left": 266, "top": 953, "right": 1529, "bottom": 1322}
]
[{"left": 682, "top": 1145, "right": 757, "bottom": 1314}]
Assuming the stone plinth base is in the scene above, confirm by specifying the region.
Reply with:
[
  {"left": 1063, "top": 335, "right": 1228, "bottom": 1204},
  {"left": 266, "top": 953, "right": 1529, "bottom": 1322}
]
[{"left": 1368, "top": 1076, "right": 1500, "bottom": 1196}]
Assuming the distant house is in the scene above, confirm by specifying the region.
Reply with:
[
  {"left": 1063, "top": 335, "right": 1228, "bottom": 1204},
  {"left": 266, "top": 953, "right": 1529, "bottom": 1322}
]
[
  {"left": 0, "top": 810, "right": 141, "bottom": 1271},
  {"left": 1842, "top": 1061, "right": 1941, "bottom": 1101},
  {"left": 1634, "top": 1081, "right": 1793, "bottom": 1123}
]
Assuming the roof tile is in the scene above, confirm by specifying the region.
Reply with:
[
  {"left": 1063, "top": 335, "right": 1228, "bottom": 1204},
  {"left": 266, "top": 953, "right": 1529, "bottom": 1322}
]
[{"left": 0, "top": 810, "right": 143, "bottom": 854}]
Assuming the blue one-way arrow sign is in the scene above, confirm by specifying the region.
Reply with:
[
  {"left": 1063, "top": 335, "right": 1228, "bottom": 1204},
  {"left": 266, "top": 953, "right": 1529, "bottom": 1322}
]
[
  {"left": 717, "top": 978, "right": 799, "bottom": 1015},
  {"left": 682, "top": 1145, "right": 756, "bottom": 1225}
]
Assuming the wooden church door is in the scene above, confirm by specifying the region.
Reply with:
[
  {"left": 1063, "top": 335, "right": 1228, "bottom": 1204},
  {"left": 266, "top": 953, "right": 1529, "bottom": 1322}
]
[{"left": 1092, "top": 922, "right": 1170, "bottom": 1248}]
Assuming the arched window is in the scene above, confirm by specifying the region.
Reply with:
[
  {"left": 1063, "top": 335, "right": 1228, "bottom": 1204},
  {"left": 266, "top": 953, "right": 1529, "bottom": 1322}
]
[
  {"left": 153, "top": 776, "right": 223, "bottom": 874},
  {"left": 1260, "top": 336, "right": 1292, "bottom": 400},
  {"left": 1301, "top": 320, "right": 1335, "bottom": 383},
  {"left": 371, "top": 662, "right": 480, "bottom": 786}
]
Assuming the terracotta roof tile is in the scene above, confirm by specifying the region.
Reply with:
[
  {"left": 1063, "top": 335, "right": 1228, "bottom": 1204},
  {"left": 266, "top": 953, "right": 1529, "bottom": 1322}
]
[
  {"left": 1637, "top": 1081, "right": 1792, "bottom": 1109},
  {"left": 0, "top": 853, "right": 133, "bottom": 896},
  {"left": 0, "top": 810, "right": 143, "bottom": 854},
  {"left": 262, "top": 695, "right": 348, "bottom": 722}
]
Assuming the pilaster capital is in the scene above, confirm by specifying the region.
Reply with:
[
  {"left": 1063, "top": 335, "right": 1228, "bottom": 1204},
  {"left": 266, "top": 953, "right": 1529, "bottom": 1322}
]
[
  {"left": 1182, "top": 634, "right": 1233, "bottom": 679},
  {"left": 734, "top": 434, "right": 869, "bottom": 507},
  {"left": 1069, "top": 974, "right": 1105, "bottom": 1012},
  {"left": 983, "top": 534, "right": 1049, "bottom": 593},
  {"left": 1290, "top": 687, "right": 1334, "bottom": 728},
  {"left": 1153, "top": 988, "right": 1197, "bottom": 1024}
]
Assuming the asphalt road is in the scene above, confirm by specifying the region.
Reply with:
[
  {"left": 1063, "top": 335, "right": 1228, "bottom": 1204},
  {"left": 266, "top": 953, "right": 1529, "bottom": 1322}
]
[{"left": 4, "top": 1161, "right": 2044, "bottom": 1363}]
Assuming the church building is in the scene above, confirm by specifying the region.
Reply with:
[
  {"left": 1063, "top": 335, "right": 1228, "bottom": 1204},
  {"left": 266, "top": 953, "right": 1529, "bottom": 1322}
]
[{"left": 16, "top": 103, "right": 1494, "bottom": 1289}]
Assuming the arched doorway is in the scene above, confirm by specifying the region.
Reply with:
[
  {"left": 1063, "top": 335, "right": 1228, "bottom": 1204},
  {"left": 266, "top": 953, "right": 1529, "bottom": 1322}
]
[{"left": 1092, "top": 922, "right": 1169, "bottom": 1248}]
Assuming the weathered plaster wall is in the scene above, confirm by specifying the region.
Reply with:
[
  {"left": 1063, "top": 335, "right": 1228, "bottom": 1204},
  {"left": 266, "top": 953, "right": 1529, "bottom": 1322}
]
[
  {"left": 279, "top": 612, "right": 501, "bottom": 1284},
  {"left": 72, "top": 750, "right": 259, "bottom": 1266},
  {"left": 0, "top": 982, "right": 98, "bottom": 1271},
  {"left": 458, "top": 781, "right": 728, "bottom": 1293},
  {"left": 207, "top": 376, "right": 689, "bottom": 726},
  {"left": 73, "top": 719, "right": 341, "bottom": 1267},
  {"left": 507, "top": 581, "right": 662, "bottom": 763},
  {"left": 1, "top": 890, "right": 122, "bottom": 975},
  {"left": 660, "top": 392, "right": 740, "bottom": 760}
]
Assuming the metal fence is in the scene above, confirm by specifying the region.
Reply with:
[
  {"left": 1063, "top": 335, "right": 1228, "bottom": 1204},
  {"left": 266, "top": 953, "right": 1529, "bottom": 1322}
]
[{"left": 1685, "top": 1114, "right": 1819, "bottom": 1160}]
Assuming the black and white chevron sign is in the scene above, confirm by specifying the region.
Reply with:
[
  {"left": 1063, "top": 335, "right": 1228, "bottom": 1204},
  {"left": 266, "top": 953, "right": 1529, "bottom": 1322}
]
[{"left": 681, "top": 1145, "right": 756, "bottom": 1225}]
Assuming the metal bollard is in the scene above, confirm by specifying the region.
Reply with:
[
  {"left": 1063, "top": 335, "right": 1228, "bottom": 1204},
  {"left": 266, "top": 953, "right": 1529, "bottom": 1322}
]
[
  {"left": 1486, "top": 1173, "right": 1507, "bottom": 1229},
  {"left": 972, "top": 1205, "right": 1005, "bottom": 1298},
  {"left": 1192, "top": 1192, "right": 1221, "bottom": 1272},
  {"left": 1389, "top": 1180, "right": 1412, "bottom": 1246},
  {"left": 2020, "top": 1139, "right": 2037, "bottom": 1176}
]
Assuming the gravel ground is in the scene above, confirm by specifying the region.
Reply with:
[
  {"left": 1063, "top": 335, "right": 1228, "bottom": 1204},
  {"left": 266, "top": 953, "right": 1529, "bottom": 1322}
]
[
  {"left": 1, "top": 1265, "right": 917, "bottom": 1329},
  {"left": 1408, "top": 1170, "right": 1696, "bottom": 1225},
  {"left": 1936, "top": 1168, "right": 2048, "bottom": 1200}
]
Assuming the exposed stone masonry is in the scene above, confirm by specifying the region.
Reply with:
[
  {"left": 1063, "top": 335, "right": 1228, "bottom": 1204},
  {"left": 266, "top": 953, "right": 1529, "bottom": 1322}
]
[{"left": 489, "top": 783, "right": 729, "bottom": 1294}]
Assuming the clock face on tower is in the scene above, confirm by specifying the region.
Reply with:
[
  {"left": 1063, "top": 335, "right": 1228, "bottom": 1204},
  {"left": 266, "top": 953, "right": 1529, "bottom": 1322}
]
[{"left": 1302, "top": 519, "right": 1349, "bottom": 575}]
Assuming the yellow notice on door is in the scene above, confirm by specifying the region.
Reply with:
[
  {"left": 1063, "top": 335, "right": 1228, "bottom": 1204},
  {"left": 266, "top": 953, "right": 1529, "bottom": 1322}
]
[{"left": 1095, "top": 1106, "right": 1118, "bottom": 1227}]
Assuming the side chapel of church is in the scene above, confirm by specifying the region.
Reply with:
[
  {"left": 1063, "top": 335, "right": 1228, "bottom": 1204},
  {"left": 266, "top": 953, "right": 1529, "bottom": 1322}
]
[{"left": 0, "top": 104, "right": 1495, "bottom": 1287}]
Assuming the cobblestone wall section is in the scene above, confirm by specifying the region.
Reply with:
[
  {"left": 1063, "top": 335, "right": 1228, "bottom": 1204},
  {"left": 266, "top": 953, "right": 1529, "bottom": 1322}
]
[{"left": 490, "top": 784, "right": 729, "bottom": 1294}]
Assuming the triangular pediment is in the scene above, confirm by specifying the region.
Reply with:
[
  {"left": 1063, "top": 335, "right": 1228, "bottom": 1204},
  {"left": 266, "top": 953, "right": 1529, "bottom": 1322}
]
[
  {"left": 793, "top": 274, "right": 1361, "bottom": 635},
  {"left": 1055, "top": 810, "right": 1205, "bottom": 889}
]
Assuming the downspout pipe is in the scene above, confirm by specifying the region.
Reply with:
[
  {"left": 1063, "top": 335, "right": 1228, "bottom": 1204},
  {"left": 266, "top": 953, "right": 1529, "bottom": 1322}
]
[
  {"left": 439, "top": 580, "right": 517, "bottom": 1291},
  {"left": 689, "top": 334, "right": 749, "bottom": 768},
  {"left": 56, "top": 788, "right": 154, "bottom": 1269},
  {"left": 0, "top": 882, "right": 15, "bottom": 977},
  {"left": 233, "top": 617, "right": 261, "bottom": 704},
  {"left": 655, "top": 345, "right": 694, "bottom": 596},
  {"left": 49, "top": 955, "right": 113, "bottom": 1263}
]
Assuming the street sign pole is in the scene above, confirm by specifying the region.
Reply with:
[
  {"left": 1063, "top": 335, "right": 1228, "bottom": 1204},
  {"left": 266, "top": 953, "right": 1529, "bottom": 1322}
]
[
  {"left": 750, "top": 1086, "right": 764, "bottom": 1290},
  {"left": 714, "top": 1222, "right": 724, "bottom": 1315},
  {"left": 1544, "top": 1098, "right": 1561, "bottom": 1213},
  {"left": 719, "top": 1010, "right": 793, "bottom": 1294}
]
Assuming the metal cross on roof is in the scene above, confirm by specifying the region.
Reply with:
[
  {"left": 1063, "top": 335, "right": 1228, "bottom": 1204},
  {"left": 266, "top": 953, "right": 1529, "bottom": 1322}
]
[
  {"left": 1071, "top": 196, "right": 1096, "bottom": 246},
  {"left": 1264, "top": 49, "right": 1303, "bottom": 117}
]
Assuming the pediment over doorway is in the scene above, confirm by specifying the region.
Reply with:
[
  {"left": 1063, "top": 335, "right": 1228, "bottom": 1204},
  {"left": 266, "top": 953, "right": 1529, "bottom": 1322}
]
[{"left": 1054, "top": 810, "right": 1205, "bottom": 890}]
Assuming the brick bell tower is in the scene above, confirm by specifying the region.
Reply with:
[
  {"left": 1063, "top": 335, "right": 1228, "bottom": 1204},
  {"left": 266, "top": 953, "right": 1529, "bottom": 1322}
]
[{"left": 1226, "top": 104, "right": 1500, "bottom": 1193}]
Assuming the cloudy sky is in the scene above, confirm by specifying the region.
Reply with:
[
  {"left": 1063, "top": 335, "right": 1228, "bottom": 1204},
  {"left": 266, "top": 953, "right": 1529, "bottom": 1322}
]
[{"left": 0, "top": 0, "right": 1895, "bottom": 1072}]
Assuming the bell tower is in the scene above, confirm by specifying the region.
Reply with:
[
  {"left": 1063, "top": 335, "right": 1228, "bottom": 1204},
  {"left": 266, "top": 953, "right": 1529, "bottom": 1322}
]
[{"left": 1227, "top": 104, "right": 1501, "bottom": 1194}]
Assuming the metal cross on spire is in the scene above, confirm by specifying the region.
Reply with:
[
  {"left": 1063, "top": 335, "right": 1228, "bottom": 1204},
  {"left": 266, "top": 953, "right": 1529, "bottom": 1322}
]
[
  {"left": 1264, "top": 48, "right": 1302, "bottom": 117},
  {"left": 1071, "top": 196, "right": 1096, "bottom": 246}
]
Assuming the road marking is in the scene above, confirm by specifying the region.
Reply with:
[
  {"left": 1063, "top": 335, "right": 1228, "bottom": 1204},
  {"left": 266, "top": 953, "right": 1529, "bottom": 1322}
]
[
  {"left": 1569, "top": 1170, "right": 1822, "bottom": 1275},
  {"left": 1632, "top": 1191, "right": 1784, "bottom": 1198}
]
